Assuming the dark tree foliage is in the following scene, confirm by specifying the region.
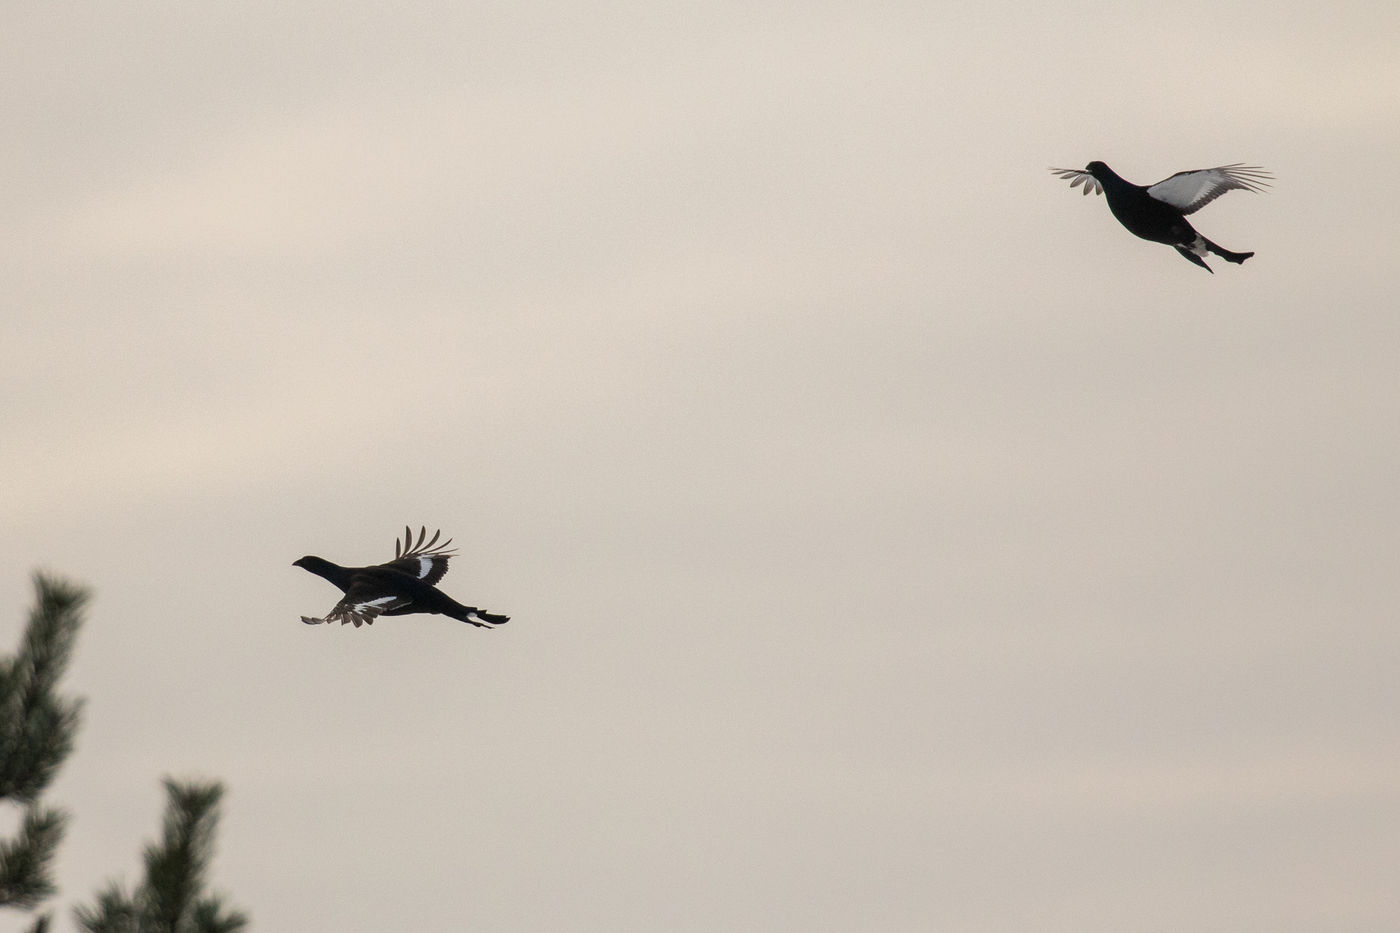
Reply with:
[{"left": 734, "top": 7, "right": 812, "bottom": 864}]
[
  {"left": 4, "top": 574, "right": 246, "bottom": 932},
  {"left": 74, "top": 778, "right": 248, "bottom": 933},
  {"left": 0, "top": 573, "right": 89, "bottom": 927},
  {"left": 72, "top": 882, "right": 139, "bottom": 933},
  {"left": 0, "top": 808, "right": 68, "bottom": 907}
]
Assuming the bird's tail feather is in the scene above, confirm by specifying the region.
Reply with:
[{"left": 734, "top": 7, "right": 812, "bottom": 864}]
[
  {"left": 1204, "top": 238, "right": 1253, "bottom": 264},
  {"left": 445, "top": 604, "right": 510, "bottom": 627}
]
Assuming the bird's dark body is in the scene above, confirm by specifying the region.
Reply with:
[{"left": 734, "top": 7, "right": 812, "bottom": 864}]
[
  {"left": 296, "top": 559, "right": 481, "bottom": 620},
  {"left": 1097, "top": 174, "right": 1198, "bottom": 246},
  {"left": 1051, "top": 160, "right": 1269, "bottom": 272},
  {"left": 293, "top": 527, "right": 509, "bottom": 628}
]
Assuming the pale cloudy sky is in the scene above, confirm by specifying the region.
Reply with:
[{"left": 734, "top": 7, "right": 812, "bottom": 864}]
[{"left": 3, "top": 2, "right": 1399, "bottom": 931}]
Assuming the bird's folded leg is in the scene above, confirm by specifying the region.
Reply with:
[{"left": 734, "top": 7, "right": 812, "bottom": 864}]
[{"left": 1173, "top": 245, "right": 1214, "bottom": 273}]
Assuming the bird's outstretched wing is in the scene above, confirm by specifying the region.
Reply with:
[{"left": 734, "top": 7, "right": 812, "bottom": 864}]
[
  {"left": 1049, "top": 167, "right": 1103, "bottom": 196},
  {"left": 1146, "top": 165, "right": 1271, "bottom": 214},
  {"left": 380, "top": 525, "right": 456, "bottom": 585},
  {"left": 302, "top": 590, "right": 411, "bottom": 628}
]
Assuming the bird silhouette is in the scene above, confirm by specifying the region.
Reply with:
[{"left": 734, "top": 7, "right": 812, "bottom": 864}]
[
  {"left": 1050, "top": 162, "right": 1271, "bottom": 272},
  {"left": 294, "top": 526, "right": 509, "bottom": 628}
]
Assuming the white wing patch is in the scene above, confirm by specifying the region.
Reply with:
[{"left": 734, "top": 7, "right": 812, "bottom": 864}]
[
  {"left": 1146, "top": 164, "right": 1272, "bottom": 214},
  {"left": 390, "top": 526, "right": 456, "bottom": 584},
  {"left": 340, "top": 595, "right": 406, "bottom": 627},
  {"left": 306, "top": 593, "right": 410, "bottom": 628}
]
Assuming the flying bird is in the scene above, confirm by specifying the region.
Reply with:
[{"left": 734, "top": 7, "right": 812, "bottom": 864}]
[
  {"left": 294, "top": 526, "right": 509, "bottom": 628},
  {"left": 1049, "top": 161, "right": 1272, "bottom": 272}
]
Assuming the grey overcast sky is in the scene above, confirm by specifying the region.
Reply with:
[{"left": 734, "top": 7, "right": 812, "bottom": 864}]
[{"left": 3, "top": 2, "right": 1399, "bottom": 931}]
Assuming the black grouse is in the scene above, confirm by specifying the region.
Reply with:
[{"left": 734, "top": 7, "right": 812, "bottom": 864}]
[
  {"left": 1050, "top": 162, "right": 1272, "bottom": 272},
  {"left": 294, "top": 526, "right": 509, "bottom": 628}
]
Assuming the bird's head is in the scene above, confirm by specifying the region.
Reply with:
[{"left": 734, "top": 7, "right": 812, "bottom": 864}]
[
  {"left": 1085, "top": 160, "right": 1109, "bottom": 178},
  {"left": 294, "top": 555, "right": 346, "bottom": 585}
]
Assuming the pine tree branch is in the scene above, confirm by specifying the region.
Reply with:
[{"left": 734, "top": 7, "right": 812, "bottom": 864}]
[
  {"left": 21, "top": 574, "right": 89, "bottom": 697},
  {"left": 0, "top": 805, "right": 68, "bottom": 908},
  {"left": 193, "top": 896, "right": 249, "bottom": 933},
  {"left": 74, "top": 778, "right": 248, "bottom": 933},
  {"left": 142, "top": 779, "right": 225, "bottom": 933},
  {"left": 72, "top": 881, "right": 139, "bottom": 933},
  {"left": 0, "top": 573, "right": 89, "bottom": 803}
]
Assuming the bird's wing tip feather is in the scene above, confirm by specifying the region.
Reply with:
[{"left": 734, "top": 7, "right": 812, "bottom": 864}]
[
  {"left": 1049, "top": 167, "right": 1101, "bottom": 196},
  {"left": 394, "top": 525, "right": 457, "bottom": 559}
]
